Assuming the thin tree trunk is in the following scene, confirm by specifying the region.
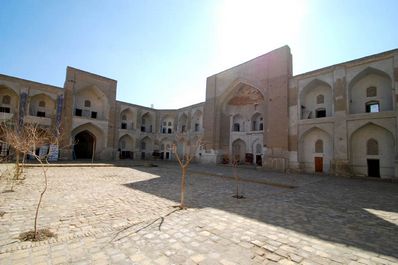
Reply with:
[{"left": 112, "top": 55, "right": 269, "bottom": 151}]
[
  {"left": 180, "top": 166, "right": 186, "bottom": 208},
  {"left": 15, "top": 151, "right": 20, "bottom": 178},
  {"left": 233, "top": 161, "right": 240, "bottom": 198},
  {"left": 91, "top": 139, "right": 96, "bottom": 164},
  {"left": 34, "top": 158, "right": 48, "bottom": 239}
]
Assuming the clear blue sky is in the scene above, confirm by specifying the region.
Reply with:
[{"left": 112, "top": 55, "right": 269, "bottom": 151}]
[{"left": 1, "top": 0, "right": 397, "bottom": 109}]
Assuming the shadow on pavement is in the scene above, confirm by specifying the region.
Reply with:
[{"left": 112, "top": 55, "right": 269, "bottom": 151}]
[{"left": 123, "top": 163, "right": 398, "bottom": 258}]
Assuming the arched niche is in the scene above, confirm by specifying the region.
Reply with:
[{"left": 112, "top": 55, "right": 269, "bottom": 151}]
[
  {"left": 300, "top": 79, "right": 332, "bottom": 119},
  {"left": 348, "top": 67, "right": 392, "bottom": 114},
  {"left": 191, "top": 109, "right": 203, "bottom": 132},
  {"left": 71, "top": 123, "right": 104, "bottom": 160},
  {"left": 350, "top": 123, "right": 394, "bottom": 177},
  {"left": 74, "top": 86, "right": 109, "bottom": 120},
  {"left": 120, "top": 108, "right": 136, "bottom": 130},
  {"left": 299, "top": 127, "right": 333, "bottom": 173},
  {"left": 29, "top": 93, "right": 56, "bottom": 118}
]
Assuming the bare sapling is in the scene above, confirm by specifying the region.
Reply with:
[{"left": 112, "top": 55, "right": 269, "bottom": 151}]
[
  {"left": 1, "top": 121, "right": 59, "bottom": 240},
  {"left": 231, "top": 154, "right": 244, "bottom": 199},
  {"left": 172, "top": 134, "right": 201, "bottom": 209}
]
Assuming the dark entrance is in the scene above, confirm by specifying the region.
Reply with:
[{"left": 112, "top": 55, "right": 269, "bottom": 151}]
[
  {"left": 314, "top": 157, "right": 323, "bottom": 172},
  {"left": 256, "top": 155, "right": 262, "bottom": 166},
  {"left": 74, "top": 130, "right": 95, "bottom": 159},
  {"left": 367, "top": 159, "right": 380, "bottom": 177}
]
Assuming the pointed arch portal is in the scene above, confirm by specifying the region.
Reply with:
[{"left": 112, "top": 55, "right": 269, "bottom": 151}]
[{"left": 74, "top": 130, "right": 95, "bottom": 159}]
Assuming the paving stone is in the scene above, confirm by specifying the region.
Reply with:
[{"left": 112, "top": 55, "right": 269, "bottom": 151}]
[{"left": 0, "top": 164, "right": 396, "bottom": 265}]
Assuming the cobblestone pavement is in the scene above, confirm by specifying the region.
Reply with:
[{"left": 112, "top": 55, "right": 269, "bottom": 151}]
[{"left": 0, "top": 162, "right": 397, "bottom": 265}]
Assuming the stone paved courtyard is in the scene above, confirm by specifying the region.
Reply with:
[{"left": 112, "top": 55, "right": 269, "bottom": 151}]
[{"left": 0, "top": 162, "right": 397, "bottom": 265}]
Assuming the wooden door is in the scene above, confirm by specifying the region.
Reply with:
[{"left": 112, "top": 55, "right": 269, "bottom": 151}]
[{"left": 314, "top": 157, "right": 323, "bottom": 172}]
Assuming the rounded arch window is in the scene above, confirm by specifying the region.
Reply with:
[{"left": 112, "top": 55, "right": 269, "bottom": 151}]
[
  {"left": 2, "top": 95, "right": 11, "bottom": 105},
  {"left": 315, "top": 139, "right": 323, "bottom": 153},
  {"left": 38, "top": 100, "right": 46, "bottom": 108},
  {"left": 367, "top": 138, "right": 378, "bottom": 155},
  {"left": 84, "top": 100, "right": 91, "bottom": 108},
  {"left": 366, "top": 86, "right": 377, "bottom": 97},
  {"left": 316, "top": 94, "right": 324, "bottom": 104}
]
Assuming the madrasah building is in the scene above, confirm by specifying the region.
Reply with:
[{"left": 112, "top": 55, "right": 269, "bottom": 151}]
[{"left": 1, "top": 46, "right": 398, "bottom": 179}]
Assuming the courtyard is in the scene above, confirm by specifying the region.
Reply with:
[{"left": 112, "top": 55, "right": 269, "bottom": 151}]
[{"left": 0, "top": 162, "right": 397, "bottom": 265}]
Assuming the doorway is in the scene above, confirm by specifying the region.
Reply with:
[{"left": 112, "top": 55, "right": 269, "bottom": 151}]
[
  {"left": 314, "top": 157, "right": 323, "bottom": 172},
  {"left": 74, "top": 131, "right": 95, "bottom": 159},
  {"left": 367, "top": 159, "right": 380, "bottom": 177},
  {"left": 256, "top": 155, "right": 262, "bottom": 166}
]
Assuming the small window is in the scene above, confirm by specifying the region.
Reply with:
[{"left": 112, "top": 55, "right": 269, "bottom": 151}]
[
  {"left": 367, "top": 139, "right": 378, "bottom": 155},
  {"left": 84, "top": 100, "right": 91, "bottom": 108},
  {"left": 315, "top": 109, "right": 326, "bottom": 118},
  {"left": 91, "top": 111, "right": 97, "bottom": 119},
  {"left": 75, "top": 108, "right": 82, "bottom": 116},
  {"left": 0, "top": 107, "right": 10, "bottom": 113},
  {"left": 167, "top": 128, "right": 172, "bottom": 134},
  {"left": 121, "top": 123, "right": 127, "bottom": 129},
  {"left": 163, "top": 121, "right": 166, "bottom": 126},
  {"left": 181, "top": 125, "right": 186, "bottom": 133},
  {"left": 366, "top": 101, "right": 380, "bottom": 113},
  {"left": 233, "top": 123, "right": 240, "bottom": 132},
  {"left": 36, "top": 111, "right": 46, "bottom": 117},
  {"left": 162, "top": 127, "right": 166, "bottom": 134},
  {"left": 168, "top": 121, "right": 172, "bottom": 126},
  {"left": 121, "top": 114, "right": 126, "bottom": 121},
  {"left": 259, "top": 123, "right": 263, "bottom": 131},
  {"left": 38, "top": 100, "right": 46, "bottom": 108},
  {"left": 316, "top": 94, "right": 324, "bottom": 104},
  {"left": 141, "top": 126, "right": 146, "bottom": 132},
  {"left": 2, "top": 95, "right": 11, "bottom": 105},
  {"left": 315, "top": 139, "right": 323, "bottom": 153},
  {"left": 195, "top": 123, "right": 199, "bottom": 132},
  {"left": 366, "top": 87, "right": 377, "bottom": 97}
]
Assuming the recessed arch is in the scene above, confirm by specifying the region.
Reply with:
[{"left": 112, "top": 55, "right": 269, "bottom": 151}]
[
  {"left": 191, "top": 109, "right": 203, "bottom": 132},
  {"left": 300, "top": 79, "right": 332, "bottom": 119},
  {"left": 232, "top": 114, "right": 244, "bottom": 132},
  {"left": 232, "top": 138, "right": 246, "bottom": 162},
  {"left": 118, "top": 134, "right": 135, "bottom": 159},
  {"left": 178, "top": 112, "right": 188, "bottom": 133},
  {"left": 348, "top": 67, "right": 392, "bottom": 114},
  {"left": 299, "top": 126, "right": 332, "bottom": 173},
  {"left": 71, "top": 123, "right": 105, "bottom": 160},
  {"left": 251, "top": 112, "right": 263, "bottom": 131},
  {"left": 74, "top": 85, "right": 109, "bottom": 120},
  {"left": 120, "top": 108, "right": 135, "bottom": 130},
  {"left": 140, "top": 112, "right": 153, "bottom": 133},
  {"left": 221, "top": 81, "right": 264, "bottom": 114},
  {"left": 0, "top": 85, "right": 19, "bottom": 114},
  {"left": 160, "top": 114, "right": 175, "bottom": 134},
  {"left": 350, "top": 122, "right": 395, "bottom": 177},
  {"left": 29, "top": 93, "right": 56, "bottom": 117}
]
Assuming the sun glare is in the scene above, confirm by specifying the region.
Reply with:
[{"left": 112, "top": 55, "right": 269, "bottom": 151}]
[{"left": 215, "top": 0, "right": 306, "bottom": 67}]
